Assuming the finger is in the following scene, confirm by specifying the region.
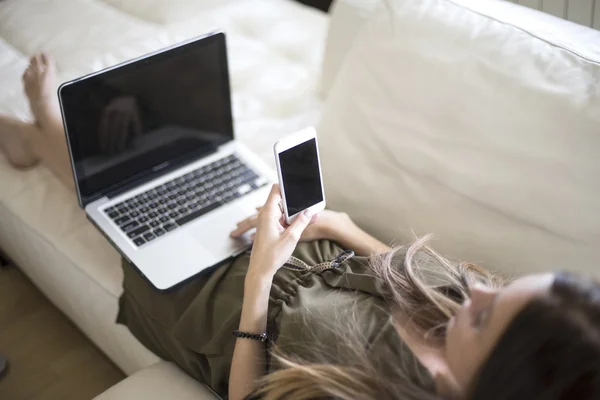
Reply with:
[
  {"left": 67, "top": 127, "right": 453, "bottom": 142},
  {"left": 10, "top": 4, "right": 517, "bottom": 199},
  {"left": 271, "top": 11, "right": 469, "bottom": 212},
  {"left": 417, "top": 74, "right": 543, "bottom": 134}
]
[
  {"left": 279, "top": 215, "right": 287, "bottom": 228},
  {"left": 250, "top": 232, "right": 256, "bottom": 241},
  {"left": 262, "top": 184, "right": 282, "bottom": 217},
  {"left": 255, "top": 206, "right": 262, "bottom": 212},
  {"left": 230, "top": 214, "right": 258, "bottom": 237},
  {"left": 284, "top": 210, "right": 312, "bottom": 243}
]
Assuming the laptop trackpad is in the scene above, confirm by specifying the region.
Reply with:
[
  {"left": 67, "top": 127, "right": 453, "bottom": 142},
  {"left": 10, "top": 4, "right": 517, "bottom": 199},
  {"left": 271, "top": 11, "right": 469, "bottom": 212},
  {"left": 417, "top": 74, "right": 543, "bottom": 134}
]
[{"left": 192, "top": 206, "right": 253, "bottom": 259}]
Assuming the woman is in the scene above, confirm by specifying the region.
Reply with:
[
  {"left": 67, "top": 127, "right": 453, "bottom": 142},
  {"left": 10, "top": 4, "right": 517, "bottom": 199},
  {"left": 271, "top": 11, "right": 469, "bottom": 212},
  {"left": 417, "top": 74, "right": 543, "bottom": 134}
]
[{"left": 3, "top": 55, "right": 600, "bottom": 400}]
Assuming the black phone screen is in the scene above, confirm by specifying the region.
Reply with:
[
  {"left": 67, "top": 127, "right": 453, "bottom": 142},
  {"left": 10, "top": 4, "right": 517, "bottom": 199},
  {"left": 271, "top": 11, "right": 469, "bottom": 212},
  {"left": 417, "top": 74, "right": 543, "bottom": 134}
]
[{"left": 279, "top": 138, "right": 323, "bottom": 216}]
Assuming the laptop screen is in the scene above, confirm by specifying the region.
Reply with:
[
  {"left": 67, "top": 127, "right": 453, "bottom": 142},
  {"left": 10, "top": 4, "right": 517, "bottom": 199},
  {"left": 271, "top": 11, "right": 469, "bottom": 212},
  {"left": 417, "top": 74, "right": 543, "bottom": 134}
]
[{"left": 59, "top": 33, "right": 233, "bottom": 207}]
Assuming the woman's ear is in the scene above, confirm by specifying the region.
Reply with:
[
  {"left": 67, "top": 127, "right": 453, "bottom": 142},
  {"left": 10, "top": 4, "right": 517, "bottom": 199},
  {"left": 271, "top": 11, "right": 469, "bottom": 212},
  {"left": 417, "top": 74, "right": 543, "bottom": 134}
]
[{"left": 434, "top": 368, "right": 464, "bottom": 399}]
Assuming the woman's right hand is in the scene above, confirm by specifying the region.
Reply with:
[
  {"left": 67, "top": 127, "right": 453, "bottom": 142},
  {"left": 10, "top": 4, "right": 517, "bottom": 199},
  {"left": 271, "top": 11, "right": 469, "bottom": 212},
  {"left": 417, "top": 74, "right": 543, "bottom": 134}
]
[
  {"left": 231, "top": 206, "right": 350, "bottom": 244},
  {"left": 244, "top": 184, "right": 314, "bottom": 281}
]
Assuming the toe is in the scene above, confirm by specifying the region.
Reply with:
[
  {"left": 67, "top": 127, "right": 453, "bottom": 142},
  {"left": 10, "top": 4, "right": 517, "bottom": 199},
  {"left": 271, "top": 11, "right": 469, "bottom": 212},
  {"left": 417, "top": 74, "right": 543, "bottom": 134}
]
[
  {"left": 30, "top": 54, "right": 39, "bottom": 68},
  {"left": 22, "top": 66, "right": 32, "bottom": 83},
  {"left": 40, "top": 53, "right": 54, "bottom": 70},
  {"left": 32, "top": 53, "right": 44, "bottom": 72}
]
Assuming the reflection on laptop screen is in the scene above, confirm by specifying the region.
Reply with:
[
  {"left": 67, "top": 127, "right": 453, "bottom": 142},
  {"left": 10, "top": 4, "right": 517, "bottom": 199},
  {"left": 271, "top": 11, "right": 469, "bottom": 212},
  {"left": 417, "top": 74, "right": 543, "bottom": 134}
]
[{"left": 60, "top": 33, "right": 233, "bottom": 205}]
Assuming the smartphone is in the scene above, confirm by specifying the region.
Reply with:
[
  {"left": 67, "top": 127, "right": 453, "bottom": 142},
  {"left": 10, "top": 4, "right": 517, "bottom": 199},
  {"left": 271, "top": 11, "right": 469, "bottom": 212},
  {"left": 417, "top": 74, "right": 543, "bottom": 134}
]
[{"left": 273, "top": 127, "right": 326, "bottom": 224}]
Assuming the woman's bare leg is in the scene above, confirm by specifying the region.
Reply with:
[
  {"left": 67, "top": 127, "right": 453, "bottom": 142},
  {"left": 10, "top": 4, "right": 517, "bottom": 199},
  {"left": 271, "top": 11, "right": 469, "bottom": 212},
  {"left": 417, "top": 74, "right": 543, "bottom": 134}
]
[
  {"left": 0, "top": 53, "right": 74, "bottom": 190},
  {"left": 0, "top": 116, "right": 39, "bottom": 168}
]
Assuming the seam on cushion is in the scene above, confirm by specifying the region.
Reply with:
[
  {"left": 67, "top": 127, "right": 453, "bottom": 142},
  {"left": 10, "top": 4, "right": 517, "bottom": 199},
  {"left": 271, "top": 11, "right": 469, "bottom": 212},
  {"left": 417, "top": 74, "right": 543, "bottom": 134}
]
[
  {"left": 444, "top": 0, "right": 600, "bottom": 65},
  {"left": 0, "top": 200, "right": 121, "bottom": 299}
]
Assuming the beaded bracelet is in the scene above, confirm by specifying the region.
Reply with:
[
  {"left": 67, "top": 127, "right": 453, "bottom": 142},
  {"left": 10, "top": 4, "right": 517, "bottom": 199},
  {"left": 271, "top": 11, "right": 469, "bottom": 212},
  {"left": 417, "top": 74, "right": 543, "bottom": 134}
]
[{"left": 233, "top": 329, "right": 270, "bottom": 343}]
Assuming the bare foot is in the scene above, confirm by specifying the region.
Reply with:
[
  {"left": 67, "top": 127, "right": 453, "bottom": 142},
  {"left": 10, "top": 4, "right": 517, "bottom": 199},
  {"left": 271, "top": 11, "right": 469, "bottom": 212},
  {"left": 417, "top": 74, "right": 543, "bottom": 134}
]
[
  {"left": 22, "top": 53, "right": 61, "bottom": 131},
  {"left": 0, "top": 115, "right": 39, "bottom": 169}
]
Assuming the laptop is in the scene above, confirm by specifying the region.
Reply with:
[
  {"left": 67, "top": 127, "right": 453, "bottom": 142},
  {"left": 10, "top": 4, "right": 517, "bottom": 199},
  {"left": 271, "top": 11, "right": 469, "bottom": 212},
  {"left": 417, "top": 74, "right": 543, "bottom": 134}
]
[{"left": 58, "top": 32, "right": 274, "bottom": 291}]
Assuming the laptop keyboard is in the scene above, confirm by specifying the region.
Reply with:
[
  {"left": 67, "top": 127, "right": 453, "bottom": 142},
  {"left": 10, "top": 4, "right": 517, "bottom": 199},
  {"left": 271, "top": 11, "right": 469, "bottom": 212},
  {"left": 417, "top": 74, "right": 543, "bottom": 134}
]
[{"left": 103, "top": 154, "right": 268, "bottom": 247}]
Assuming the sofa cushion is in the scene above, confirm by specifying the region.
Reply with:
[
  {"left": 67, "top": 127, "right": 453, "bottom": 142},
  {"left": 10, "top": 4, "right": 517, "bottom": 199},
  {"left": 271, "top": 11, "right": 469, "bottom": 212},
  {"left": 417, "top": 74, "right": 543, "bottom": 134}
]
[
  {"left": 319, "top": 0, "right": 600, "bottom": 277},
  {"left": 0, "top": 0, "right": 328, "bottom": 376},
  {"left": 93, "top": 362, "right": 219, "bottom": 400},
  {"left": 321, "top": 0, "right": 379, "bottom": 97}
]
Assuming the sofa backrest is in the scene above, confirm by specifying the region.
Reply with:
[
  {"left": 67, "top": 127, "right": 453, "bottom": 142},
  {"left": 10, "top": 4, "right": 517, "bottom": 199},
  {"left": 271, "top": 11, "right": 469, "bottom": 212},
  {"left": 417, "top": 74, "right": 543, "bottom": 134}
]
[{"left": 319, "top": 0, "right": 600, "bottom": 277}]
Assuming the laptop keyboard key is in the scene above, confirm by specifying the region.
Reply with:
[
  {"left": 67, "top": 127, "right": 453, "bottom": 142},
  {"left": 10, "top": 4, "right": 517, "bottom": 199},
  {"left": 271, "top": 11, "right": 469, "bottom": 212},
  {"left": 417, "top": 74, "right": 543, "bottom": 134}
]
[
  {"left": 159, "top": 216, "right": 169, "bottom": 223},
  {"left": 115, "top": 215, "right": 130, "bottom": 225},
  {"left": 143, "top": 232, "right": 156, "bottom": 242},
  {"left": 139, "top": 216, "right": 149, "bottom": 223},
  {"left": 133, "top": 237, "right": 146, "bottom": 246},
  {"left": 148, "top": 211, "right": 158, "bottom": 218},
  {"left": 164, "top": 223, "right": 177, "bottom": 232},
  {"left": 122, "top": 220, "right": 140, "bottom": 231},
  {"left": 149, "top": 220, "right": 159, "bottom": 227},
  {"left": 108, "top": 211, "right": 119, "bottom": 219},
  {"left": 127, "top": 225, "right": 149, "bottom": 238},
  {"left": 175, "top": 202, "right": 221, "bottom": 227},
  {"left": 154, "top": 228, "right": 165, "bottom": 236}
]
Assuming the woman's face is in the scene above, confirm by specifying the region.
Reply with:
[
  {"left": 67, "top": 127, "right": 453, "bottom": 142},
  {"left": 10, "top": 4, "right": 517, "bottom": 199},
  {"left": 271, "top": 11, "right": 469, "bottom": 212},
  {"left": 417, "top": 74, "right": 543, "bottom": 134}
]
[{"left": 444, "top": 273, "right": 554, "bottom": 393}]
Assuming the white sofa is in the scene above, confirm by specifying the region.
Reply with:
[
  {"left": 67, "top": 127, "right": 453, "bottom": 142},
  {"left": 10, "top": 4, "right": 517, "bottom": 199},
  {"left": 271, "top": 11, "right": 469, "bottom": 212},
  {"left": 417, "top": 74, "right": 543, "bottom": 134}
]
[
  {"left": 2, "top": 0, "right": 600, "bottom": 398},
  {"left": 0, "top": 0, "right": 327, "bottom": 398}
]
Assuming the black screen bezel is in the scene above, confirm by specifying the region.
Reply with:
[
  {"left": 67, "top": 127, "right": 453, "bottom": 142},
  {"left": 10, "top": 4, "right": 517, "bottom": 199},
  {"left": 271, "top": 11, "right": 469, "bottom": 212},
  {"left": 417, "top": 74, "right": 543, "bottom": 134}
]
[
  {"left": 58, "top": 32, "right": 234, "bottom": 208},
  {"left": 278, "top": 138, "right": 324, "bottom": 216}
]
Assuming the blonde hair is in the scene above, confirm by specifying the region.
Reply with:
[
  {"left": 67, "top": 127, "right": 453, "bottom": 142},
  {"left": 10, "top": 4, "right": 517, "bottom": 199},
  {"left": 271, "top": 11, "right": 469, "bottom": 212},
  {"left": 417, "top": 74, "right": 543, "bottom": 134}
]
[{"left": 250, "top": 236, "right": 505, "bottom": 400}]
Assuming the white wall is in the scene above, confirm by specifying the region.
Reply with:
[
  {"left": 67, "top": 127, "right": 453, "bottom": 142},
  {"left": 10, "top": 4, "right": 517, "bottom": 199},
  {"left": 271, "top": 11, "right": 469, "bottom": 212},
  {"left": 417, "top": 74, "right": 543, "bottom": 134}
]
[{"left": 505, "top": 0, "right": 600, "bottom": 29}]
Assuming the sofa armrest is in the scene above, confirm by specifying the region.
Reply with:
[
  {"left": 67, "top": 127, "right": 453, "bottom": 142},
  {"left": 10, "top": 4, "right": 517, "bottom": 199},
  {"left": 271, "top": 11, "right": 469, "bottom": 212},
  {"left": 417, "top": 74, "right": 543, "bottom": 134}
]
[{"left": 93, "top": 362, "right": 221, "bottom": 400}]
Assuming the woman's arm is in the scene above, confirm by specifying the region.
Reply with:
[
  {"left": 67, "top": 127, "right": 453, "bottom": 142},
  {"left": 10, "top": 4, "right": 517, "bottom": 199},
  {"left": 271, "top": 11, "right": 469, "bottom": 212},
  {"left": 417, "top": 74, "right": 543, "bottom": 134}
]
[
  {"left": 229, "top": 185, "right": 313, "bottom": 400},
  {"left": 324, "top": 213, "right": 391, "bottom": 256},
  {"left": 228, "top": 270, "right": 272, "bottom": 400}
]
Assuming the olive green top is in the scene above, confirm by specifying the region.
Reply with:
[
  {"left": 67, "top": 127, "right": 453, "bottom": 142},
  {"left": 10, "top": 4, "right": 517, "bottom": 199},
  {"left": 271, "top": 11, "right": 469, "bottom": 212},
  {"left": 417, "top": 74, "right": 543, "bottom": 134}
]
[{"left": 118, "top": 240, "right": 436, "bottom": 398}]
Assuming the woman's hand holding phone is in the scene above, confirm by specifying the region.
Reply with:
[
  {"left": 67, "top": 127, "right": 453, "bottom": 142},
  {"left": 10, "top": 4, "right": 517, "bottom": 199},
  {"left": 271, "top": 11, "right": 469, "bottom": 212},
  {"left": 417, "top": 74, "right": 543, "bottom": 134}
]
[
  {"left": 243, "top": 184, "right": 314, "bottom": 282},
  {"left": 231, "top": 205, "right": 346, "bottom": 244}
]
